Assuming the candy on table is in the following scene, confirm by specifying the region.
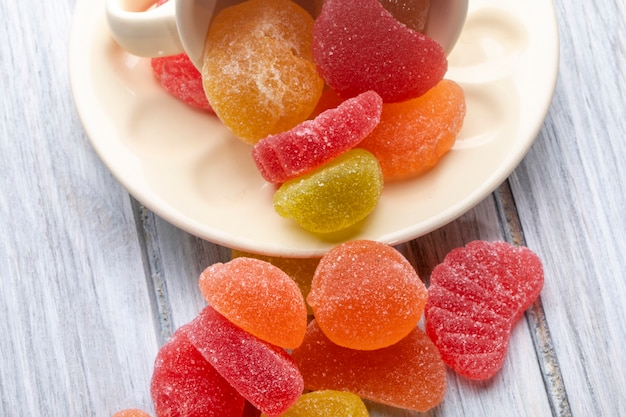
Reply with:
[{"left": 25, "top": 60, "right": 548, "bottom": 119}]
[
  {"left": 151, "top": 53, "right": 214, "bottom": 112},
  {"left": 112, "top": 409, "right": 152, "bottom": 417},
  {"left": 308, "top": 240, "right": 428, "bottom": 350},
  {"left": 252, "top": 90, "right": 383, "bottom": 184},
  {"left": 261, "top": 390, "right": 370, "bottom": 417},
  {"left": 185, "top": 306, "right": 304, "bottom": 417},
  {"left": 312, "top": 0, "right": 447, "bottom": 103},
  {"left": 231, "top": 250, "right": 320, "bottom": 315},
  {"left": 150, "top": 324, "right": 245, "bottom": 417},
  {"left": 198, "top": 257, "right": 308, "bottom": 349},
  {"left": 202, "top": 0, "right": 324, "bottom": 144},
  {"left": 273, "top": 148, "right": 383, "bottom": 234},
  {"left": 424, "top": 240, "right": 544, "bottom": 380},
  {"left": 359, "top": 79, "right": 466, "bottom": 181},
  {"left": 291, "top": 320, "right": 447, "bottom": 412}
]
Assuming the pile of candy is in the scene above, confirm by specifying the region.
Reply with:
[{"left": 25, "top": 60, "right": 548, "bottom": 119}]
[
  {"left": 150, "top": 0, "right": 466, "bottom": 234},
  {"left": 113, "top": 239, "right": 544, "bottom": 416}
]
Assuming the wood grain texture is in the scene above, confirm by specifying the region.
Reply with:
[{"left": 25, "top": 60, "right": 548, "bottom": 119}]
[
  {"left": 509, "top": 0, "right": 626, "bottom": 414},
  {"left": 1, "top": 0, "right": 625, "bottom": 415}
]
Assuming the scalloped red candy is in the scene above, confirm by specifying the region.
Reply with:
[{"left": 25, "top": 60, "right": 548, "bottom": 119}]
[
  {"left": 252, "top": 90, "right": 383, "bottom": 184},
  {"left": 425, "top": 240, "right": 544, "bottom": 380}
]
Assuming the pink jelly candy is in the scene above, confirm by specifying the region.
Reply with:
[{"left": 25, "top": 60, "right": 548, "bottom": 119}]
[
  {"left": 184, "top": 306, "right": 304, "bottom": 417},
  {"left": 150, "top": 324, "right": 245, "bottom": 417},
  {"left": 291, "top": 320, "right": 447, "bottom": 412},
  {"left": 151, "top": 54, "right": 214, "bottom": 112},
  {"left": 424, "top": 240, "right": 544, "bottom": 380},
  {"left": 252, "top": 90, "right": 383, "bottom": 184},
  {"left": 312, "top": 0, "right": 447, "bottom": 103}
]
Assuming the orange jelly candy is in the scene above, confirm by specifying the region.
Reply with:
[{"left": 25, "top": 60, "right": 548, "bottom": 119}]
[
  {"left": 359, "top": 79, "right": 466, "bottom": 181},
  {"left": 112, "top": 410, "right": 151, "bottom": 417},
  {"left": 199, "top": 257, "right": 307, "bottom": 349},
  {"left": 202, "top": 0, "right": 324, "bottom": 144},
  {"left": 307, "top": 240, "right": 428, "bottom": 350},
  {"left": 291, "top": 320, "right": 447, "bottom": 412},
  {"left": 231, "top": 250, "right": 320, "bottom": 315}
]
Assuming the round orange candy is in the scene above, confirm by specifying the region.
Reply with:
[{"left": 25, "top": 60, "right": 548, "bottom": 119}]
[
  {"left": 112, "top": 410, "right": 151, "bottom": 417},
  {"left": 202, "top": 0, "right": 323, "bottom": 144},
  {"left": 199, "top": 257, "right": 308, "bottom": 349},
  {"left": 307, "top": 240, "right": 428, "bottom": 350},
  {"left": 359, "top": 79, "right": 466, "bottom": 181}
]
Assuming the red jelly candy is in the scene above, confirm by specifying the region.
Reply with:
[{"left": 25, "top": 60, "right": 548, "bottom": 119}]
[
  {"left": 184, "top": 306, "right": 304, "bottom": 417},
  {"left": 291, "top": 320, "right": 447, "bottom": 412},
  {"left": 150, "top": 324, "right": 245, "bottom": 417},
  {"left": 151, "top": 53, "right": 214, "bottom": 112},
  {"left": 252, "top": 91, "right": 383, "bottom": 183},
  {"left": 312, "top": 0, "right": 447, "bottom": 103},
  {"left": 424, "top": 240, "right": 544, "bottom": 380}
]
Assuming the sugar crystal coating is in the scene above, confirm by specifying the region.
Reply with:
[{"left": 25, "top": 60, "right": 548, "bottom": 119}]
[
  {"left": 359, "top": 79, "right": 466, "bottom": 181},
  {"left": 424, "top": 240, "right": 544, "bottom": 380},
  {"left": 291, "top": 320, "right": 447, "bottom": 412},
  {"left": 184, "top": 306, "right": 304, "bottom": 417},
  {"left": 379, "top": 0, "right": 431, "bottom": 32},
  {"left": 231, "top": 250, "right": 320, "bottom": 315},
  {"left": 151, "top": 54, "right": 214, "bottom": 112},
  {"left": 308, "top": 240, "right": 428, "bottom": 350},
  {"left": 261, "top": 390, "right": 369, "bottom": 417},
  {"left": 202, "top": 0, "right": 324, "bottom": 144},
  {"left": 252, "top": 90, "right": 383, "bottom": 183},
  {"left": 273, "top": 149, "right": 383, "bottom": 233},
  {"left": 150, "top": 324, "right": 245, "bottom": 417},
  {"left": 198, "top": 257, "right": 307, "bottom": 349},
  {"left": 312, "top": 0, "right": 447, "bottom": 103}
]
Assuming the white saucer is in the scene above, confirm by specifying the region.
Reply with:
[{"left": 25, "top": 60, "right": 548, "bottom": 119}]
[{"left": 69, "top": 0, "right": 559, "bottom": 257}]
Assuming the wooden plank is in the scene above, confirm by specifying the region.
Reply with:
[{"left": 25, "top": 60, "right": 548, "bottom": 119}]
[
  {"left": 148, "top": 195, "right": 552, "bottom": 417},
  {"left": 0, "top": 1, "right": 159, "bottom": 415},
  {"left": 508, "top": 0, "right": 626, "bottom": 415}
]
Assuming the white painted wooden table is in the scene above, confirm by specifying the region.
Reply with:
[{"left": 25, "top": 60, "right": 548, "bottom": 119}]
[{"left": 1, "top": 0, "right": 625, "bottom": 416}]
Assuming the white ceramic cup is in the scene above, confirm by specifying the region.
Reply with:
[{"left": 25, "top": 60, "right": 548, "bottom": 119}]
[{"left": 106, "top": 0, "right": 468, "bottom": 70}]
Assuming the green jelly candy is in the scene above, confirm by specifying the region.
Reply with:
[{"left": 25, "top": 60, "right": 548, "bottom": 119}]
[
  {"left": 273, "top": 149, "right": 383, "bottom": 233},
  {"left": 261, "top": 390, "right": 369, "bottom": 417}
]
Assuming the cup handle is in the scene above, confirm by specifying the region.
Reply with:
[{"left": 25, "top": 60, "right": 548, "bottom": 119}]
[{"left": 106, "top": 0, "right": 184, "bottom": 58}]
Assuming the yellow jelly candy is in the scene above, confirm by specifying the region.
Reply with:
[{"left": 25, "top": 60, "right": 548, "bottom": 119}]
[
  {"left": 202, "top": 0, "right": 324, "bottom": 144},
  {"left": 273, "top": 149, "right": 383, "bottom": 234},
  {"left": 261, "top": 390, "right": 369, "bottom": 417}
]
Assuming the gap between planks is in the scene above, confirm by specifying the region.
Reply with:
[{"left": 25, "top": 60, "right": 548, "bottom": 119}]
[{"left": 494, "top": 180, "right": 572, "bottom": 417}]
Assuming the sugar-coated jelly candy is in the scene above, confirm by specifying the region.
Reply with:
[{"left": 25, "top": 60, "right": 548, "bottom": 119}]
[
  {"left": 424, "top": 241, "right": 544, "bottom": 380},
  {"left": 150, "top": 324, "right": 245, "bottom": 417},
  {"left": 112, "top": 410, "right": 152, "bottom": 417},
  {"left": 308, "top": 240, "right": 427, "bottom": 350},
  {"left": 359, "top": 79, "right": 466, "bottom": 181},
  {"left": 202, "top": 0, "right": 324, "bottom": 144},
  {"left": 252, "top": 90, "right": 383, "bottom": 184},
  {"left": 185, "top": 306, "right": 304, "bottom": 417},
  {"left": 262, "top": 390, "right": 369, "bottom": 417},
  {"left": 273, "top": 149, "right": 383, "bottom": 233},
  {"left": 198, "top": 257, "right": 307, "bottom": 349},
  {"left": 291, "top": 320, "right": 446, "bottom": 412},
  {"left": 151, "top": 54, "right": 214, "bottom": 112},
  {"left": 312, "top": 0, "right": 447, "bottom": 103},
  {"left": 231, "top": 250, "right": 320, "bottom": 315}
]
